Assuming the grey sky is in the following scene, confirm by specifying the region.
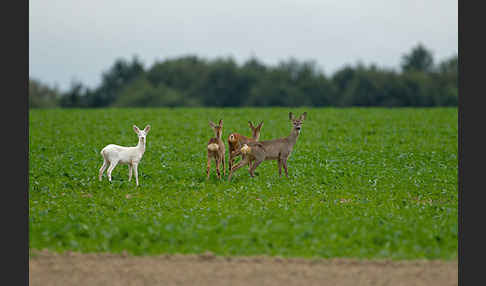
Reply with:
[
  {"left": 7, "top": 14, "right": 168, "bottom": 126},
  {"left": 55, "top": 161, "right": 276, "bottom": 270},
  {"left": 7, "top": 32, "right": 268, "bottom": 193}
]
[{"left": 29, "top": 0, "right": 457, "bottom": 92}]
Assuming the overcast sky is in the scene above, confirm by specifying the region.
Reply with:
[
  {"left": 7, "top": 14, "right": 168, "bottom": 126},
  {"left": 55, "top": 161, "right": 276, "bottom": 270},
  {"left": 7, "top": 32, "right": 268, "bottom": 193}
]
[{"left": 29, "top": 0, "right": 457, "bottom": 92}]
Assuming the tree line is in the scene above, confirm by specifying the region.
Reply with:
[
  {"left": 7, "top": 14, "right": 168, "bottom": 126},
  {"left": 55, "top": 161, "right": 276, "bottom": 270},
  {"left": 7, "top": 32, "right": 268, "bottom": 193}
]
[{"left": 29, "top": 43, "right": 458, "bottom": 108}]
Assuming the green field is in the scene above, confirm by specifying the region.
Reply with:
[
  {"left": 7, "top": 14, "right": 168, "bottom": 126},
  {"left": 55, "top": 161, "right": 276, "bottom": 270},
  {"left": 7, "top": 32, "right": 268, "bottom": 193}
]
[{"left": 29, "top": 107, "right": 458, "bottom": 259}]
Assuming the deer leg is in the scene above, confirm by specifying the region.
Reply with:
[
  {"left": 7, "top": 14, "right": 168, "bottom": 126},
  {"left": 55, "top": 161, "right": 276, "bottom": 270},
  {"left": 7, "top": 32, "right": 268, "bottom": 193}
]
[
  {"left": 278, "top": 158, "right": 283, "bottom": 177},
  {"left": 99, "top": 158, "right": 108, "bottom": 181},
  {"left": 206, "top": 154, "right": 211, "bottom": 180},
  {"left": 106, "top": 160, "right": 119, "bottom": 182},
  {"left": 282, "top": 157, "right": 289, "bottom": 177},
  {"left": 228, "top": 153, "right": 231, "bottom": 172},
  {"left": 228, "top": 157, "right": 250, "bottom": 181},
  {"left": 222, "top": 154, "right": 226, "bottom": 176},
  {"left": 133, "top": 163, "right": 139, "bottom": 186},
  {"left": 249, "top": 158, "right": 263, "bottom": 177},
  {"left": 245, "top": 155, "right": 252, "bottom": 171},
  {"left": 230, "top": 149, "right": 239, "bottom": 172},
  {"left": 128, "top": 164, "right": 133, "bottom": 181},
  {"left": 228, "top": 151, "right": 234, "bottom": 173},
  {"left": 247, "top": 157, "right": 256, "bottom": 176},
  {"left": 216, "top": 157, "right": 221, "bottom": 179}
]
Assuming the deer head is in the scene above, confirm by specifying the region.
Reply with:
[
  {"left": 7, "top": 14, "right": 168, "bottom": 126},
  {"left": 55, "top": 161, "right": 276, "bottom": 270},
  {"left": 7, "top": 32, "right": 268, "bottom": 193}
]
[
  {"left": 133, "top": 125, "right": 151, "bottom": 145},
  {"left": 289, "top": 112, "right": 306, "bottom": 134},
  {"left": 209, "top": 119, "right": 223, "bottom": 138},
  {"left": 248, "top": 121, "right": 264, "bottom": 140}
]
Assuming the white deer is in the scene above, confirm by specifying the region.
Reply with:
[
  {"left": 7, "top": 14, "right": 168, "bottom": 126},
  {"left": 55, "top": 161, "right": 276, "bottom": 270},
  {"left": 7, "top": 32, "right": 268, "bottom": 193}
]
[{"left": 99, "top": 125, "right": 151, "bottom": 186}]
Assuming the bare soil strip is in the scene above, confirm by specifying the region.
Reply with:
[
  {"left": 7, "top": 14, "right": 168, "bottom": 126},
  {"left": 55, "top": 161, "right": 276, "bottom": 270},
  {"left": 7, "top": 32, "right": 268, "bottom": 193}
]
[{"left": 29, "top": 250, "right": 457, "bottom": 286}]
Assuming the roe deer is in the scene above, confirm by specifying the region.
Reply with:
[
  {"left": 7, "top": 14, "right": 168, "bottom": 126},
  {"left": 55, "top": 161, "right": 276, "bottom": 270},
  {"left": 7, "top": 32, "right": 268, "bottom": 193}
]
[
  {"left": 227, "top": 121, "right": 263, "bottom": 172},
  {"left": 206, "top": 119, "right": 226, "bottom": 179},
  {"left": 228, "top": 112, "right": 306, "bottom": 181},
  {"left": 99, "top": 125, "right": 151, "bottom": 186}
]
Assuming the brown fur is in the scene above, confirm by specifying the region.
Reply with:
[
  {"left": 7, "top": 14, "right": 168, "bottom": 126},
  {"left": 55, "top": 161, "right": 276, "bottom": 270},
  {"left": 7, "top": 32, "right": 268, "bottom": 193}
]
[
  {"left": 228, "top": 112, "right": 306, "bottom": 181},
  {"left": 227, "top": 121, "right": 263, "bottom": 172},
  {"left": 207, "top": 120, "right": 226, "bottom": 179}
]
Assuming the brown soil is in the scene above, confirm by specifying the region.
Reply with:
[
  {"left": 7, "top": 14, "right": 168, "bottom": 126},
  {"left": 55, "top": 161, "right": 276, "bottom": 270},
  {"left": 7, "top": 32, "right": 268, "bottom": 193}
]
[{"left": 29, "top": 250, "right": 457, "bottom": 286}]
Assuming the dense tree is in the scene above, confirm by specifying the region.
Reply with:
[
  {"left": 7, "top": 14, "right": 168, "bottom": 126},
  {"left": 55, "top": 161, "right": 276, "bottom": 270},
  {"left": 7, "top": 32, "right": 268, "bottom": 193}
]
[
  {"left": 30, "top": 44, "right": 458, "bottom": 108},
  {"left": 196, "top": 58, "right": 243, "bottom": 106},
  {"left": 29, "top": 78, "right": 60, "bottom": 108},
  {"left": 146, "top": 56, "right": 207, "bottom": 93},
  {"left": 113, "top": 77, "right": 198, "bottom": 107},
  {"left": 59, "top": 80, "right": 91, "bottom": 108},
  {"left": 401, "top": 43, "right": 435, "bottom": 73},
  {"left": 89, "top": 56, "right": 145, "bottom": 107}
]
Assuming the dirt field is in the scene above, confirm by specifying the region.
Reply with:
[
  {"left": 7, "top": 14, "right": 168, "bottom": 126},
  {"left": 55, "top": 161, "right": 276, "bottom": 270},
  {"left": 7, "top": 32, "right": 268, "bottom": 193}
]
[{"left": 29, "top": 250, "right": 457, "bottom": 286}]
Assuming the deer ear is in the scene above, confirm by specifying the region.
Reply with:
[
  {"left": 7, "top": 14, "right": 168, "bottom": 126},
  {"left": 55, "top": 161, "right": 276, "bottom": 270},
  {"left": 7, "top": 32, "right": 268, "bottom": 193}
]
[
  {"left": 300, "top": 112, "right": 307, "bottom": 120},
  {"left": 144, "top": 125, "right": 151, "bottom": 133},
  {"left": 248, "top": 121, "right": 254, "bottom": 128},
  {"left": 209, "top": 121, "right": 216, "bottom": 128},
  {"left": 133, "top": 125, "right": 140, "bottom": 134},
  {"left": 219, "top": 119, "right": 223, "bottom": 126},
  {"left": 289, "top": 112, "right": 294, "bottom": 120},
  {"left": 257, "top": 121, "right": 264, "bottom": 129}
]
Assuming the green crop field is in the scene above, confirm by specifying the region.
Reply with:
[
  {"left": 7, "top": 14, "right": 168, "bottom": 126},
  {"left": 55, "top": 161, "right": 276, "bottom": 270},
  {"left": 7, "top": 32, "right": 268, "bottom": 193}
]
[{"left": 29, "top": 107, "right": 458, "bottom": 260}]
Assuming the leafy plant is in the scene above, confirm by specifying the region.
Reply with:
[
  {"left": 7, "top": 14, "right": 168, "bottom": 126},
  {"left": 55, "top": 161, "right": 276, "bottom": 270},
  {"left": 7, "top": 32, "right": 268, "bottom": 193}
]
[{"left": 29, "top": 107, "right": 458, "bottom": 259}]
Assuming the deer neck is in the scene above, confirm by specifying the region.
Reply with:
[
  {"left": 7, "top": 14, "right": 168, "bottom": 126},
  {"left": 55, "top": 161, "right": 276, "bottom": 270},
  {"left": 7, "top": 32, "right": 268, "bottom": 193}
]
[
  {"left": 136, "top": 138, "right": 146, "bottom": 153},
  {"left": 287, "top": 128, "right": 300, "bottom": 146},
  {"left": 252, "top": 132, "right": 260, "bottom": 141}
]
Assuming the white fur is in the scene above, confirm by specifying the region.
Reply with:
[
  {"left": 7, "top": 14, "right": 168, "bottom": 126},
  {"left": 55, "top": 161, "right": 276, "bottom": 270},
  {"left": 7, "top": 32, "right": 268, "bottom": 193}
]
[
  {"left": 241, "top": 144, "right": 251, "bottom": 155},
  {"left": 207, "top": 143, "right": 219, "bottom": 152},
  {"left": 99, "top": 125, "right": 150, "bottom": 186}
]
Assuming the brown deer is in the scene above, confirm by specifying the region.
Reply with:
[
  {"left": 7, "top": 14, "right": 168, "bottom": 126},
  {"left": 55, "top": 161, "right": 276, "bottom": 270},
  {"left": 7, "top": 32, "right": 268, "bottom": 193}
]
[
  {"left": 227, "top": 121, "right": 264, "bottom": 172},
  {"left": 206, "top": 119, "right": 226, "bottom": 179},
  {"left": 228, "top": 112, "right": 306, "bottom": 181}
]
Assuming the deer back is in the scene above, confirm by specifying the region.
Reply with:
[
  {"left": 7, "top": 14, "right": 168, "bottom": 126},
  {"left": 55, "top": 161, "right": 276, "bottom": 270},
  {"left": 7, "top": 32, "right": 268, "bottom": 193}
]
[{"left": 256, "top": 112, "right": 305, "bottom": 160}]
